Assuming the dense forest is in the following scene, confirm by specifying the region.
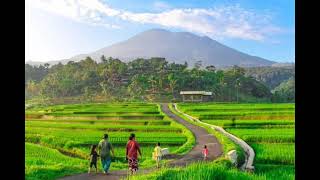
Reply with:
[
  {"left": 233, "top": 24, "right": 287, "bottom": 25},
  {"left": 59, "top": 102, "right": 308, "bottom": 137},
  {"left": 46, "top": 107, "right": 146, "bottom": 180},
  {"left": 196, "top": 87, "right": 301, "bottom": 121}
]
[
  {"left": 25, "top": 56, "right": 294, "bottom": 103},
  {"left": 244, "top": 65, "right": 295, "bottom": 90}
]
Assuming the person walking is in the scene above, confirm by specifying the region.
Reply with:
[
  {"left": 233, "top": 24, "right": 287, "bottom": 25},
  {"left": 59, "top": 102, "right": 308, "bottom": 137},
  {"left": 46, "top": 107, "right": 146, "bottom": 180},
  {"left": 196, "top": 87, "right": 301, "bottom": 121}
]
[
  {"left": 126, "top": 133, "right": 142, "bottom": 175},
  {"left": 153, "top": 142, "right": 162, "bottom": 168},
  {"left": 202, "top": 145, "right": 208, "bottom": 160},
  {"left": 88, "top": 145, "right": 99, "bottom": 173},
  {"left": 98, "top": 134, "right": 114, "bottom": 175}
]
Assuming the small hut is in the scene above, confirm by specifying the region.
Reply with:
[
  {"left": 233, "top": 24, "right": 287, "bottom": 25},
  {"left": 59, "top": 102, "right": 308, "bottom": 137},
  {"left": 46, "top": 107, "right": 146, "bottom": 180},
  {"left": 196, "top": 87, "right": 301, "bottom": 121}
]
[{"left": 180, "top": 91, "right": 212, "bottom": 102}]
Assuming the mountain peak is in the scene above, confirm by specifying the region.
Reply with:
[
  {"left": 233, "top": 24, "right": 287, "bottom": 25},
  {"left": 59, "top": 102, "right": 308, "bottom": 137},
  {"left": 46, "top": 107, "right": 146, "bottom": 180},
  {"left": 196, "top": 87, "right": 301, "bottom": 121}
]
[
  {"left": 146, "top": 28, "right": 170, "bottom": 32},
  {"left": 69, "top": 29, "right": 275, "bottom": 67}
]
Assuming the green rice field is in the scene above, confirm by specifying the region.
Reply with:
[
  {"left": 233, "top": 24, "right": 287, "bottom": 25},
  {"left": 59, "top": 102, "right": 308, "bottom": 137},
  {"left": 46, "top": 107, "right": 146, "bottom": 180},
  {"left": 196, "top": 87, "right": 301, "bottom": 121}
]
[
  {"left": 177, "top": 103, "right": 295, "bottom": 180},
  {"left": 25, "top": 103, "right": 193, "bottom": 180},
  {"left": 26, "top": 102, "right": 295, "bottom": 180}
]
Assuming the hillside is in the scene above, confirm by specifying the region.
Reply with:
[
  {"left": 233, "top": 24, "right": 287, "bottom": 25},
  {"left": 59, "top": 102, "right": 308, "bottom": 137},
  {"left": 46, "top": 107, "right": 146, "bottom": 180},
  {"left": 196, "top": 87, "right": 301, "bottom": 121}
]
[
  {"left": 70, "top": 29, "right": 275, "bottom": 67},
  {"left": 244, "top": 65, "right": 295, "bottom": 90},
  {"left": 27, "top": 29, "right": 277, "bottom": 67}
]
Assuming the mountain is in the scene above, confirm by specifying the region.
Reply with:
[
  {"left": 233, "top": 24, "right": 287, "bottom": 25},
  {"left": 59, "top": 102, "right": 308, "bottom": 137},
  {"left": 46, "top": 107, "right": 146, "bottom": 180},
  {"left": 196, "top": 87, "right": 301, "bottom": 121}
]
[
  {"left": 271, "top": 62, "right": 295, "bottom": 67},
  {"left": 27, "top": 29, "right": 277, "bottom": 67},
  {"left": 69, "top": 29, "right": 276, "bottom": 67}
]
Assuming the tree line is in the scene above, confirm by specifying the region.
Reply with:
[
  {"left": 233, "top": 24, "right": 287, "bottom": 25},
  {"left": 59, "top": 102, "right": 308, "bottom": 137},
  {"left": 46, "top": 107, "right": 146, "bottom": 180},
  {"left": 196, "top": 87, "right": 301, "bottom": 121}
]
[{"left": 25, "top": 56, "right": 294, "bottom": 103}]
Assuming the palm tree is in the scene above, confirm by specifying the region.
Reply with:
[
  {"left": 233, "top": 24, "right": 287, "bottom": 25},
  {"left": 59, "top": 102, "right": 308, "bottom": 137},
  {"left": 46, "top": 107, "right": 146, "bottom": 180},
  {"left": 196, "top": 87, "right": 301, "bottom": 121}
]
[
  {"left": 168, "top": 74, "right": 177, "bottom": 98},
  {"left": 235, "top": 78, "right": 241, "bottom": 103},
  {"left": 148, "top": 76, "right": 157, "bottom": 93}
]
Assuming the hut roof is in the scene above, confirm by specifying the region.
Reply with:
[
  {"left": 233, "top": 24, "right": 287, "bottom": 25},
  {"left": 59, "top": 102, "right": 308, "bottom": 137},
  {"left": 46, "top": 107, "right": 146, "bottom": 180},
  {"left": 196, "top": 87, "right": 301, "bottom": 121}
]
[{"left": 180, "top": 91, "right": 212, "bottom": 95}]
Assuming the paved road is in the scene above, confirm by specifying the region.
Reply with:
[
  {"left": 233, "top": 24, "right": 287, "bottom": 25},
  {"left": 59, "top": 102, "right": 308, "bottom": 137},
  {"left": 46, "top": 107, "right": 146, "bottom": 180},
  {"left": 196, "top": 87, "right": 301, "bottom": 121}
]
[{"left": 161, "top": 103, "right": 222, "bottom": 167}]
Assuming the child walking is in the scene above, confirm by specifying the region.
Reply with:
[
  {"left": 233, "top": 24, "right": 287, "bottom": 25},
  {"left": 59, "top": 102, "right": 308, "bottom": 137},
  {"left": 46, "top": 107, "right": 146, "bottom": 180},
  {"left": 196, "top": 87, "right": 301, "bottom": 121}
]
[
  {"left": 88, "top": 145, "right": 99, "bottom": 173},
  {"left": 153, "top": 142, "right": 162, "bottom": 168},
  {"left": 202, "top": 145, "right": 208, "bottom": 160}
]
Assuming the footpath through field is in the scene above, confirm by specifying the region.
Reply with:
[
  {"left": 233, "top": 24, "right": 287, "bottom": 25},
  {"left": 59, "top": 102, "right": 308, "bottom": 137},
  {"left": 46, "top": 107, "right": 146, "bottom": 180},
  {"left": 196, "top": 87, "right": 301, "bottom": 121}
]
[{"left": 58, "top": 103, "right": 222, "bottom": 180}]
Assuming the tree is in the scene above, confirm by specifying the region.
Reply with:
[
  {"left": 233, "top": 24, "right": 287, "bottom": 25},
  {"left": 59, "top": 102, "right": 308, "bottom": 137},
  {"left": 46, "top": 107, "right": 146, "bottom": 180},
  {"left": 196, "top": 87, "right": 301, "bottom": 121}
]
[
  {"left": 40, "top": 73, "right": 60, "bottom": 97},
  {"left": 272, "top": 77, "right": 295, "bottom": 102},
  {"left": 27, "top": 57, "right": 282, "bottom": 103},
  {"left": 26, "top": 80, "right": 40, "bottom": 98},
  {"left": 235, "top": 78, "right": 241, "bottom": 102},
  {"left": 194, "top": 60, "right": 202, "bottom": 70},
  {"left": 168, "top": 74, "right": 177, "bottom": 98},
  {"left": 184, "top": 61, "right": 188, "bottom": 68},
  {"left": 44, "top": 63, "right": 50, "bottom": 69},
  {"left": 25, "top": 64, "right": 49, "bottom": 83},
  {"left": 232, "top": 65, "right": 245, "bottom": 76},
  {"left": 83, "top": 87, "right": 94, "bottom": 102},
  {"left": 100, "top": 58, "right": 127, "bottom": 95},
  {"left": 240, "top": 77, "right": 272, "bottom": 99},
  {"left": 127, "top": 75, "right": 146, "bottom": 100},
  {"left": 99, "top": 82, "right": 109, "bottom": 100},
  {"left": 206, "top": 65, "right": 216, "bottom": 72},
  {"left": 100, "top": 55, "right": 107, "bottom": 63},
  {"left": 244, "top": 65, "right": 295, "bottom": 89},
  {"left": 148, "top": 75, "right": 158, "bottom": 93}
]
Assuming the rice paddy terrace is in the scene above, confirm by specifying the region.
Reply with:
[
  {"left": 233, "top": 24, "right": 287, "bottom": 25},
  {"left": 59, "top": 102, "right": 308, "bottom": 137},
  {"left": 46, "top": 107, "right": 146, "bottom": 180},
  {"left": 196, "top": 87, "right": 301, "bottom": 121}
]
[
  {"left": 177, "top": 103, "right": 295, "bottom": 180},
  {"left": 25, "top": 103, "right": 193, "bottom": 180}
]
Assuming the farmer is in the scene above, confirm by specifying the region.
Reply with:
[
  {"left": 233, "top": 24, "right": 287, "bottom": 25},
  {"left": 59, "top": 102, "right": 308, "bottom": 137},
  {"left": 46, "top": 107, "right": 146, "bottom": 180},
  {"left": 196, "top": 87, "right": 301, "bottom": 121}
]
[
  {"left": 97, "top": 134, "right": 115, "bottom": 175},
  {"left": 126, "top": 133, "right": 142, "bottom": 175}
]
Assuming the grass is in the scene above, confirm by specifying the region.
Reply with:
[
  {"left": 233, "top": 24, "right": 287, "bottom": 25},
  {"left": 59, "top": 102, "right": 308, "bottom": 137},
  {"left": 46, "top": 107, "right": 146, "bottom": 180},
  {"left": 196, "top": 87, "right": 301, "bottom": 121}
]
[
  {"left": 254, "top": 163, "right": 295, "bottom": 180},
  {"left": 25, "top": 143, "right": 87, "bottom": 180},
  {"left": 129, "top": 158, "right": 265, "bottom": 180},
  {"left": 25, "top": 121, "right": 182, "bottom": 132},
  {"left": 26, "top": 102, "right": 295, "bottom": 179},
  {"left": 25, "top": 103, "right": 194, "bottom": 180},
  {"left": 130, "top": 158, "right": 295, "bottom": 180},
  {"left": 25, "top": 127, "right": 187, "bottom": 156},
  {"left": 252, "top": 143, "right": 295, "bottom": 165},
  {"left": 226, "top": 128, "right": 295, "bottom": 143},
  {"left": 176, "top": 102, "right": 295, "bottom": 180},
  {"left": 26, "top": 119, "right": 172, "bottom": 125},
  {"left": 168, "top": 104, "right": 245, "bottom": 166}
]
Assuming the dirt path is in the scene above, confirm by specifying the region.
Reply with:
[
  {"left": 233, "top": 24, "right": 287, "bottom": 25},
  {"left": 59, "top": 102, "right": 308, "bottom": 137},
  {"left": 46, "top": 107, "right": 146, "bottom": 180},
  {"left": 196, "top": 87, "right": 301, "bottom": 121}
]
[{"left": 58, "top": 103, "right": 222, "bottom": 180}]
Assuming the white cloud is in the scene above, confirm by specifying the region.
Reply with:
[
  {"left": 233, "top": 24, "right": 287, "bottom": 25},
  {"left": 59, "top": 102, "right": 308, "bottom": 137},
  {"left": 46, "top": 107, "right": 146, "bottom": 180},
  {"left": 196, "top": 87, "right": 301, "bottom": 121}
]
[
  {"left": 27, "top": 0, "right": 121, "bottom": 29},
  {"left": 153, "top": 1, "right": 171, "bottom": 10},
  {"left": 27, "top": 0, "right": 285, "bottom": 41}
]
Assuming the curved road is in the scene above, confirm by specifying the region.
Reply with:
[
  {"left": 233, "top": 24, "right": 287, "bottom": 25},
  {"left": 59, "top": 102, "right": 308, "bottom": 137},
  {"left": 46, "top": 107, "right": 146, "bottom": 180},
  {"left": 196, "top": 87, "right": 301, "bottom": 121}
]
[
  {"left": 162, "top": 103, "right": 222, "bottom": 167},
  {"left": 58, "top": 103, "right": 222, "bottom": 180}
]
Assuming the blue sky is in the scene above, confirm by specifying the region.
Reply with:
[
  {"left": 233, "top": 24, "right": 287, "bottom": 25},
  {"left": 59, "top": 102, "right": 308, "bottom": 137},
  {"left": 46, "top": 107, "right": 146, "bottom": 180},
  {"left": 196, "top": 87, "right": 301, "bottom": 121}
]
[{"left": 25, "top": 0, "right": 295, "bottom": 63}]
